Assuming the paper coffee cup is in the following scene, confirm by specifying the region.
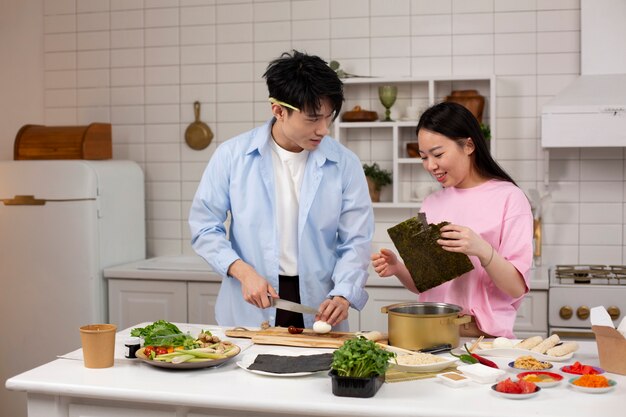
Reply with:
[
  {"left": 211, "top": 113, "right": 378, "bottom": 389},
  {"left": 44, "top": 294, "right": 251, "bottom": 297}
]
[{"left": 80, "top": 323, "right": 117, "bottom": 368}]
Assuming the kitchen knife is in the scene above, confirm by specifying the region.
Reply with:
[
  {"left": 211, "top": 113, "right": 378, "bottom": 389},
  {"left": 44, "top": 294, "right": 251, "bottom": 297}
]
[{"left": 270, "top": 298, "right": 318, "bottom": 315}]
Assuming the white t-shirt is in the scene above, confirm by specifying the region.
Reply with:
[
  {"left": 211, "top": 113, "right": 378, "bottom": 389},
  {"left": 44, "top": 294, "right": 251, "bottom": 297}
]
[{"left": 269, "top": 138, "right": 309, "bottom": 276}]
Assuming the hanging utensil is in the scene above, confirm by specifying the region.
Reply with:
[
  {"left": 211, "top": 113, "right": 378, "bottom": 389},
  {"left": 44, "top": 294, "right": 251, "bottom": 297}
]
[{"left": 184, "top": 101, "right": 213, "bottom": 150}]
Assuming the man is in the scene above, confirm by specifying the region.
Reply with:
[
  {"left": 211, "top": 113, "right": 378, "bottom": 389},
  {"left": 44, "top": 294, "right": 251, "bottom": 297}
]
[{"left": 189, "top": 50, "right": 373, "bottom": 331}]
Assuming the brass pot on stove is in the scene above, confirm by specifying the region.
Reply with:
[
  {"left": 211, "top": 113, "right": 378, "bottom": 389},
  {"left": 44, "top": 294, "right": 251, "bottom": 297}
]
[{"left": 381, "top": 302, "right": 471, "bottom": 350}]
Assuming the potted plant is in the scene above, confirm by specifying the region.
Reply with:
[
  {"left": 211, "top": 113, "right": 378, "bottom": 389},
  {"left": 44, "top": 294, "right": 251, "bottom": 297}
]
[
  {"left": 480, "top": 123, "right": 491, "bottom": 150},
  {"left": 363, "top": 163, "right": 392, "bottom": 202},
  {"left": 329, "top": 337, "right": 395, "bottom": 398}
]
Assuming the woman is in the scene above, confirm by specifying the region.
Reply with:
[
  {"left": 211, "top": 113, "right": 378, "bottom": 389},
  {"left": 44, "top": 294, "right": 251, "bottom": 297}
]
[{"left": 371, "top": 102, "right": 533, "bottom": 338}]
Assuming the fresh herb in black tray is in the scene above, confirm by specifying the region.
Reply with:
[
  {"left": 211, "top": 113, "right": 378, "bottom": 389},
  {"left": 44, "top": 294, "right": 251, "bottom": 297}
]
[{"left": 331, "top": 337, "right": 395, "bottom": 378}]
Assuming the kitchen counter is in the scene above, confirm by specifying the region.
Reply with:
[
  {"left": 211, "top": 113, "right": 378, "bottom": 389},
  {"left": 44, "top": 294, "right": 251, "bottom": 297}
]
[
  {"left": 104, "top": 255, "right": 550, "bottom": 290},
  {"left": 6, "top": 323, "right": 622, "bottom": 417}
]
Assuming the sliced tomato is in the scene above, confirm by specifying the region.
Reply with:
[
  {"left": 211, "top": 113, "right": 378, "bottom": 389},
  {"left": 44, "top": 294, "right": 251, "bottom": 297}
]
[
  {"left": 517, "top": 378, "right": 537, "bottom": 393},
  {"left": 155, "top": 346, "right": 169, "bottom": 355},
  {"left": 143, "top": 346, "right": 155, "bottom": 356}
]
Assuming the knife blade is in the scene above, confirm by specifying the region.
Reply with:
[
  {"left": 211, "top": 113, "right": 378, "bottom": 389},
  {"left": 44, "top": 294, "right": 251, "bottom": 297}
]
[{"left": 271, "top": 298, "right": 318, "bottom": 315}]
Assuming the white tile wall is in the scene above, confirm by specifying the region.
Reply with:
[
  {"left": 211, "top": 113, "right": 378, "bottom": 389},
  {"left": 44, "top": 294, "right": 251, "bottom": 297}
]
[{"left": 39, "top": 0, "right": 626, "bottom": 266}]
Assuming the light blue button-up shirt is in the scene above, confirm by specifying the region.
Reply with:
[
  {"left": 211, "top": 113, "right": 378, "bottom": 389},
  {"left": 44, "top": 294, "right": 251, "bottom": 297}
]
[{"left": 189, "top": 119, "right": 374, "bottom": 331}]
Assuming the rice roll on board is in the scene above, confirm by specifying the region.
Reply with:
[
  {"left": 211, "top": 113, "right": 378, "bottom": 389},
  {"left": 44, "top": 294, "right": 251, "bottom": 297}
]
[
  {"left": 514, "top": 336, "right": 543, "bottom": 350},
  {"left": 531, "top": 334, "right": 560, "bottom": 354}
]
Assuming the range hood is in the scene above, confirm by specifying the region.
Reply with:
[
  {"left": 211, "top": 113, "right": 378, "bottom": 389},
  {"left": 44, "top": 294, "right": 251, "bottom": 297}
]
[
  {"left": 541, "top": 0, "right": 626, "bottom": 147},
  {"left": 541, "top": 74, "right": 626, "bottom": 147}
]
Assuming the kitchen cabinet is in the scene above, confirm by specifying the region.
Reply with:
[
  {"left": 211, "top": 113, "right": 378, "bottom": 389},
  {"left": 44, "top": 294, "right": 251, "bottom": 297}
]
[
  {"left": 187, "top": 282, "right": 220, "bottom": 325},
  {"left": 514, "top": 290, "right": 548, "bottom": 338},
  {"left": 108, "top": 279, "right": 188, "bottom": 330},
  {"left": 334, "top": 75, "right": 495, "bottom": 208},
  {"left": 108, "top": 279, "right": 220, "bottom": 329}
]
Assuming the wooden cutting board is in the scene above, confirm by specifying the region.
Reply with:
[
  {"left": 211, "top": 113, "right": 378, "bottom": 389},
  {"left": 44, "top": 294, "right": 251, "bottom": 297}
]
[{"left": 225, "top": 327, "right": 386, "bottom": 349}]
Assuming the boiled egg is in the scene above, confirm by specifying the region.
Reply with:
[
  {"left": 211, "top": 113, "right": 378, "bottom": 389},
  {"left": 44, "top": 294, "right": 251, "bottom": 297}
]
[{"left": 313, "top": 320, "right": 331, "bottom": 334}]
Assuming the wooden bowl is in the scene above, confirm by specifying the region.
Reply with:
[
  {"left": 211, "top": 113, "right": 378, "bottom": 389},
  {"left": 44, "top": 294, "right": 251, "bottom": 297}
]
[
  {"left": 406, "top": 143, "right": 420, "bottom": 158},
  {"left": 341, "top": 110, "right": 378, "bottom": 122}
]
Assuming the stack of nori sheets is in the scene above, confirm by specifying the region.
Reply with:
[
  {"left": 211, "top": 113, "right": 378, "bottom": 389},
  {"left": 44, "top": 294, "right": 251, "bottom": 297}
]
[
  {"left": 247, "top": 353, "right": 333, "bottom": 374},
  {"left": 387, "top": 213, "right": 474, "bottom": 292}
]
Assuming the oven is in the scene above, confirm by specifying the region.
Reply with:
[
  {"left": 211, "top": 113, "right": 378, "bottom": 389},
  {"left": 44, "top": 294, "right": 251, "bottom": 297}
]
[{"left": 548, "top": 265, "right": 626, "bottom": 340}]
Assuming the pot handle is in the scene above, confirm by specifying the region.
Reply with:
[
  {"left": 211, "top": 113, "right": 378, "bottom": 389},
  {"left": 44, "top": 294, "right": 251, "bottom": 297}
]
[{"left": 453, "top": 315, "right": 472, "bottom": 326}]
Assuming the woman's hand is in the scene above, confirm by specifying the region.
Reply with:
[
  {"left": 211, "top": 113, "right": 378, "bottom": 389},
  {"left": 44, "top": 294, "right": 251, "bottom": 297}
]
[
  {"left": 437, "top": 224, "right": 493, "bottom": 264},
  {"left": 371, "top": 249, "right": 419, "bottom": 293},
  {"left": 371, "top": 248, "right": 401, "bottom": 277}
]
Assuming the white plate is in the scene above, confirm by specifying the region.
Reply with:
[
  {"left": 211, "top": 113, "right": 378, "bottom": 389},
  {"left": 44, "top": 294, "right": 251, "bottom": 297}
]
[
  {"left": 136, "top": 345, "right": 240, "bottom": 370},
  {"left": 568, "top": 377, "right": 617, "bottom": 393},
  {"left": 452, "top": 340, "right": 573, "bottom": 362},
  {"left": 389, "top": 354, "right": 457, "bottom": 373},
  {"left": 236, "top": 349, "right": 331, "bottom": 377},
  {"left": 491, "top": 384, "right": 541, "bottom": 399}
]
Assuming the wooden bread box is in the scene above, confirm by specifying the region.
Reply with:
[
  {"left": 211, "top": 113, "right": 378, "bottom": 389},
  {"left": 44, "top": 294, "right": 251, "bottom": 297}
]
[{"left": 14, "top": 123, "right": 112, "bottom": 160}]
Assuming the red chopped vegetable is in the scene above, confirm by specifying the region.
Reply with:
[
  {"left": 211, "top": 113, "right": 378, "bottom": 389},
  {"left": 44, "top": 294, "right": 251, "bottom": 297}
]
[
  {"left": 495, "top": 378, "right": 537, "bottom": 394},
  {"left": 567, "top": 361, "right": 599, "bottom": 375},
  {"left": 471, "top": 352, "right": 499, "bottom": 369}
]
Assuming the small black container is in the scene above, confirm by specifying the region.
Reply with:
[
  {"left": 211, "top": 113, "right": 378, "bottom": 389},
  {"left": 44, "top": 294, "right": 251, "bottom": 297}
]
[{"left": 329, "top": 370, "right": 385, "bottom": 398}]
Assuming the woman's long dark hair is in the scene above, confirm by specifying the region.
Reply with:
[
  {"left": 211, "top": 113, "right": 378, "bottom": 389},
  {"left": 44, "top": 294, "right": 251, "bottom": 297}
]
[{"left": 416, "top": 101, "right": 517, "bottom": 186}]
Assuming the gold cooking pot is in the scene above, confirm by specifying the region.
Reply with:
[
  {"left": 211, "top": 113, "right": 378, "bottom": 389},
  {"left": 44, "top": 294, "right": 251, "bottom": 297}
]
[{"left": 381, "top": 302, "right": 471, "bottom": 350}]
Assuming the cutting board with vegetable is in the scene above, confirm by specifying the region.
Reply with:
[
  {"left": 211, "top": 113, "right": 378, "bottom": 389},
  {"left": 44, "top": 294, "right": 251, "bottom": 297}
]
[{"left": 225, "top": 327, "right": 386, "bottom": 348}]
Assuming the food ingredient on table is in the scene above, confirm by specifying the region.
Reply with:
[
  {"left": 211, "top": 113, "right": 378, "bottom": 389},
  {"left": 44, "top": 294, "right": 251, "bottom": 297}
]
[
  {"left": 313, "top": 320, "right": 332, "bottom": 334},
  {"left": 395, "top": 352, "right": 448, "bottom": 365},
  {"left": 247, "top": 353, "right": 333, "bottom": 374},
  {"left": 546, "top": 341, "right": 579, "bottom": 357},
  {"left": 572, "top": 374, "right": 610, "bottom": 388},
  {"left": 531, "top": 334, "right": 560, "bottom": 353},
  {"left": 520, "top": 373, "right": 558, "bottom": 383},
  {"left": 495, "top": 378, "right": 537, "bottom": 394},
  {"left": 148, "top": 343, "right": 237, "bottom": 364},
  {"left": 514, "top": 336, "right": 543, "bottom": 350},
  {"left": 565, "top": 361, "right": 601, "bottom": 375},
  {"left": 331, "top": 337, "right": 395, "bottom": 378},
  {"left": 492, "top": 337, "right": 514, "bottom": 349},
  {"left": 451, "top": 344, "right": 498, "bottom": 368},
  {"left": 513, "top": 355, "right": 552, "bottom": 370},
  {"left": 131, "top": 320, "right": 198, "bottom": 348},
  {"left": 288, "top": 326, "right": 304, "bottom": 334}
]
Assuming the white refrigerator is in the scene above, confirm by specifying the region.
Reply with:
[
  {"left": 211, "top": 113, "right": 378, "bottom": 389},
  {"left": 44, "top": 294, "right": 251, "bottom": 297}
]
[{"left": 0, "top": 160, "right": 146, "bottom": 417}]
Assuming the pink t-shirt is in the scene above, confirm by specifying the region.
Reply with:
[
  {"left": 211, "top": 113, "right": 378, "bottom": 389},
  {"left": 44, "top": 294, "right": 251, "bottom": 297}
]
[{"left": 418, "top": 180, "right": 533, "bottom": 338}]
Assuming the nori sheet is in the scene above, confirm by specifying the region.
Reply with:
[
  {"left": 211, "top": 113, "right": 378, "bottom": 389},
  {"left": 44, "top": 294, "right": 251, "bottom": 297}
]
[
  {"left": 387, "top": 213, "right": 474, "bottom": 292},
  {"left": 247, "top": 353, "right": 333, "bottom": 374}
]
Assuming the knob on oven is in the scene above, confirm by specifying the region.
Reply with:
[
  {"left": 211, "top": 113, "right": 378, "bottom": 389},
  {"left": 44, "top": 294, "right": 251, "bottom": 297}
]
[
  {"left": 577, "top": 305, "right": 590, "bottom": 320},
  {"left": 607, "top": 306, "right": 621, "bottom": 321},
  {"left": 559, "top": 306, "right": 573, "bottom": 320}
]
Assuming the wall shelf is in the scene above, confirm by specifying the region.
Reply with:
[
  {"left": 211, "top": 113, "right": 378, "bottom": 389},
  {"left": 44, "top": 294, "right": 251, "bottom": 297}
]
[{"left": 335, "top": 75, "right": 496, "bottom": 208}]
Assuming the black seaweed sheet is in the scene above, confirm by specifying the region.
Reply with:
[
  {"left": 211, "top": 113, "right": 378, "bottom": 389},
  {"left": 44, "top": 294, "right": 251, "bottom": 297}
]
[
  {"left": 247, "top": 353, "right": 333, "bottom": 374},
  {"left": 387, "top": 213, "right": 474, "bottom": 292}
]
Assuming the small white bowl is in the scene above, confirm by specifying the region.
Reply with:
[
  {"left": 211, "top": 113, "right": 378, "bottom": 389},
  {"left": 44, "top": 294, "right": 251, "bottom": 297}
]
[
  {"left": 436, "top": 372, "right": 470, "bottom": 388},
  {"left": 457, "top": 363, "right": 506, "bottom": 384}
]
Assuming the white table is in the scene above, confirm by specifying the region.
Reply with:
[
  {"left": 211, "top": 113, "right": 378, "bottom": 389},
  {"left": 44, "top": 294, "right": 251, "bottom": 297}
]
[{"left": 6, "top": 323, "right": 623, "bottom": 417}]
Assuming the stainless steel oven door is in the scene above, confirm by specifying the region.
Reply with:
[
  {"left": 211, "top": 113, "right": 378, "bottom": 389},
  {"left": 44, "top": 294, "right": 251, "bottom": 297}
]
[{"left": 548, "top": 286, "right": 624, "bottom": 329}]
